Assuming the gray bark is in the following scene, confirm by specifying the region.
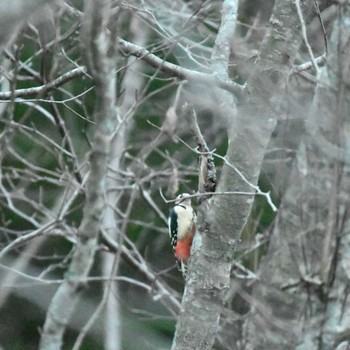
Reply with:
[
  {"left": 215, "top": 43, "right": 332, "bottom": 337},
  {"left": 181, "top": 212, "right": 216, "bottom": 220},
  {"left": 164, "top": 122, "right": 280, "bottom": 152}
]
[
  {"left": 102, "top": 14, "right": 148, "bottom": 350},
  {"left": 245, "top": 3, "right": 350, "bottom": 349},
  {"left": 38, "top": 0, "right": 118, "bottom": 349},
  {"left": 171, "top": 0, "right": 322, "bottom": 349}
]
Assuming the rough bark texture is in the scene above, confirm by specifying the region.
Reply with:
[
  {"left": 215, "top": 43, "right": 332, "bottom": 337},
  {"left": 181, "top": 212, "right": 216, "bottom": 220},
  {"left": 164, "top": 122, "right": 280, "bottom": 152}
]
[
  {"left": 171, "top": 2, "right": 238, "bottom": 349},
  {"left": 244, "top": 3, "right": 350, "bottom": 349},
  {"left": 171, "top": 0, "right": 325, "bottom": 349}
]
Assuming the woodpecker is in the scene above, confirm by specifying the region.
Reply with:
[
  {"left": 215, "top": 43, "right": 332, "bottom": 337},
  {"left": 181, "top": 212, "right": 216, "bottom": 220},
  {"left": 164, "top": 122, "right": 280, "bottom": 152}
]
[{"left": 168, "top": 193, "right": 197, "bottom": 278}]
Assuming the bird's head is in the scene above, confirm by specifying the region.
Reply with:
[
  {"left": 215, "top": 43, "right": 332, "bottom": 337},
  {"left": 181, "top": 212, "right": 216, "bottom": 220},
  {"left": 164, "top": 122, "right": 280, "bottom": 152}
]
[{"left": 175, "top": 193, "right": 192, "bottom": 206}]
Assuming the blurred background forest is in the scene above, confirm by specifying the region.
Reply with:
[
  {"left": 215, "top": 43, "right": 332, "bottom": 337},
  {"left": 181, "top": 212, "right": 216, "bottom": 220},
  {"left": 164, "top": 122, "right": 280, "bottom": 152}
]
[{"left": 1, "top": 0, "right": 349, "bottom": 349}]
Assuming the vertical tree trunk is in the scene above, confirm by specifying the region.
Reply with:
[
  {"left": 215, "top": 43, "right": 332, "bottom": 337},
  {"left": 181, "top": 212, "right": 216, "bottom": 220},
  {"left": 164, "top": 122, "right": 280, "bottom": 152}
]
[
  {"left": 102, "top": 14, "right": 148, "bottom": 350},
  {"left": 39, "top": 1, "right": 118, "bottom": 348},
  {"left": 244, "top": 4, "right": 350, "bottom": 349},
  {"left": 172, "top": 0, "right": 323, "bottom": 349}
]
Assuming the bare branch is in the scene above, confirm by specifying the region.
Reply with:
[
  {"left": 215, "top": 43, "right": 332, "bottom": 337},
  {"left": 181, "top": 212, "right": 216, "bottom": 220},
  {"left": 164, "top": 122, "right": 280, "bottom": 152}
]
[
  {"left": 100, "top": 229, "right": 182, "bottom": 314},
  {"left": 183, "top": 104, "right": 216, "bottom": 198},
  {"left": 118, "top": 37, "right": 243, "bottom": 98},
  {"left": 39, "top": 0, "right": 117, "bottom": 348},
  {"left": 0, "top": 220, "right": 58, "bottom": 259},
  {"left": 293, "top": 54, "right": 327, "bottom": 73},
  {"left": 296, "top": 0, "right": 320, "bottom": 74},
  {"left": 0, "top": 67, "right": 87, "bottom": 100},
  {"left": 211, "top": 0, "right": 238, "bottom": 77}
]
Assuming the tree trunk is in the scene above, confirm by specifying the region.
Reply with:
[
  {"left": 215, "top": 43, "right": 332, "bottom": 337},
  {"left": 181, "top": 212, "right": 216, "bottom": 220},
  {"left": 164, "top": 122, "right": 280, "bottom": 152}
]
[
  {"left": 244, "top": 3, "right": 350, "bottom": 349},
  {"left": 171, "top": 0, "right": 326, "bottom": 349}
]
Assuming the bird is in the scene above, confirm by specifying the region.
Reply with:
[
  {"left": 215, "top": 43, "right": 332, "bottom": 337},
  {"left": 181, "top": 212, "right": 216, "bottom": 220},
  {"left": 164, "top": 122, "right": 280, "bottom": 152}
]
[{"left": 168, "top": 193, "right": 197, "bottom": 278}]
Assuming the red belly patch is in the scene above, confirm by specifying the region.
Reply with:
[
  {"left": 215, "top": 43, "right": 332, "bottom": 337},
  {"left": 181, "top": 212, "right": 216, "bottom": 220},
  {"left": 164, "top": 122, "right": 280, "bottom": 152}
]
[{"left": 175, "top": 234, "right": 194, "bottom": 261}]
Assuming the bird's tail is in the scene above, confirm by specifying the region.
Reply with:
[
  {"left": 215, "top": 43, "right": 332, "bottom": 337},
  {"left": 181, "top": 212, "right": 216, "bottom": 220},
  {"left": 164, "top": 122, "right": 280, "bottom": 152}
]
[{"left": 177, "top": 260, "right": 188, "bottom": 279}]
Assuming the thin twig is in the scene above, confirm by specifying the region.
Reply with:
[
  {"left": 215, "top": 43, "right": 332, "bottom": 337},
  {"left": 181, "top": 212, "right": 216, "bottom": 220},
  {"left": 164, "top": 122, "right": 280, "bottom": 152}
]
[
  {"left": 149, "top": 120, "right": 277, "bottom": 212},
  {"left": 100, "top": 229, "right": 181, "bottom": 313},
  {"left": 0, "top": 220, "right": 59, "bottom": 259},
  {"left": 313, "top": 0, "right": 328, "bottom": 54},
  {"left": 0, "top": 67, "right": 88, "bottom": 100},
  {"left": 295, "top": 0, "right": 320, "bottom": 74},
  {"left": 293, "top": 54, "right": 327, "bottom": 73},
  {"left": 160, "top": 187, "right": 277, "bottom": 212},
  {"left": 72, "top": 245, "right": 121, "bottom": 350}
]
